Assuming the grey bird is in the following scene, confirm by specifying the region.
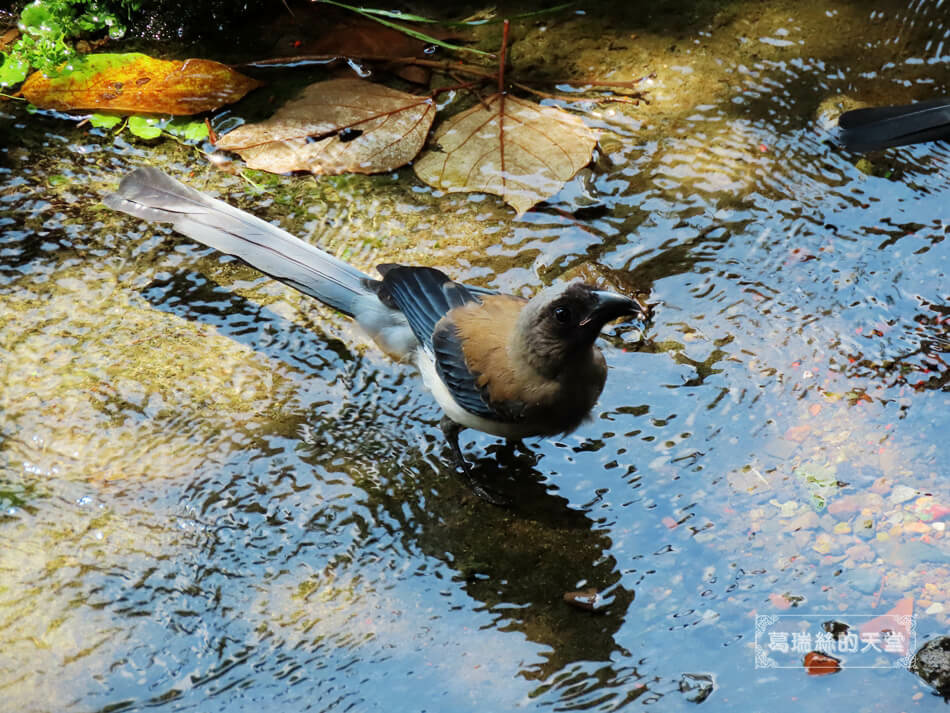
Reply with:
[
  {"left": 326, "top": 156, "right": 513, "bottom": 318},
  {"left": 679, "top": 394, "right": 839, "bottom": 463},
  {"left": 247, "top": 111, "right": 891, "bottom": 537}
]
[{"left": 104, "top": 167, "right": 646, "bottom": 501}]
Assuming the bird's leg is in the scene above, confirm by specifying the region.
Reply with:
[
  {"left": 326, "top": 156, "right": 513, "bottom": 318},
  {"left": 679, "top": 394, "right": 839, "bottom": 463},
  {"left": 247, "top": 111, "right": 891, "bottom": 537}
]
[
  {"left": 440, "top": 417, "right": 509, "bottom": 506},
  {"left": 441, "top": 416, "right": 470, "bottom": 471}
]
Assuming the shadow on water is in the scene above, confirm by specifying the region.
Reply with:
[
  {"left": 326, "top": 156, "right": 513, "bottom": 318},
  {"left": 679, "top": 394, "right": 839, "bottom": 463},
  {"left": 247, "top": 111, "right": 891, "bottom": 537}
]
[
  {"left": 130, "top": 251, "right": 638, "bottom": 690},
  {"left": 292, "top": 386, "right": 637, "bottom": 676}
]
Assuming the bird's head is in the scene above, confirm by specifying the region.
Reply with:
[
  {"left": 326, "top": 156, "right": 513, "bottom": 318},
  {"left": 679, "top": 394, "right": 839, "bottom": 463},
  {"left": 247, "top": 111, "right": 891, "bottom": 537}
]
[{"left": 514, "top": 281, "right": 645, "bottom": 377}]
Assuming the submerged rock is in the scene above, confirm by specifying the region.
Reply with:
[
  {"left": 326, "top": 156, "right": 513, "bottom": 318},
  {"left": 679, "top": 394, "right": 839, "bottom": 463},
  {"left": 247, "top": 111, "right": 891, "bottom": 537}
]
[
  {"left": 822, "top": 620, "right": 850, "bottom": 640},
  {"left": 679, "top": 672, "right": 714, "bottom": 703},
  {"left": 910, "top": 636, "right": 950, "bottom": 700}
]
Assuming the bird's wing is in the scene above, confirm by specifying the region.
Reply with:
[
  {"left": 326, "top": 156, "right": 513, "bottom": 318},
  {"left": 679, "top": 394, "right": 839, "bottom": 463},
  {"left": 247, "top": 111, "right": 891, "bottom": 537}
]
[
  {"left": 431, "top": 322, "right": 500, "bottom": 420},
  {"left": 376, "top": 265, "right": 485, "bottom": 349},
  {"left": 377, "top": 265, "right": 509, "bottom": 421},
  {"left": 839, "top": 97, "right": 950, "bottom": 151}
]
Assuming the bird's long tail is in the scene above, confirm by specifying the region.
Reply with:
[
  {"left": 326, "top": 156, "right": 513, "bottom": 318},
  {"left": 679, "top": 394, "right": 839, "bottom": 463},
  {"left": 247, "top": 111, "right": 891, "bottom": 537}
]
[
  {"left": 103, "top": 166, "right": 374, "bottom": 317},
  {"left": 838, "top": 97, "right": 950, "bottom": 152}
]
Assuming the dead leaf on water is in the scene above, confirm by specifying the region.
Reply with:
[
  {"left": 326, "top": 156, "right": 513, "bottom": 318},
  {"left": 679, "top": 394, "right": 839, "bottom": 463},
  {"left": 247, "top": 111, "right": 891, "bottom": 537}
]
[
  {"left": 20, "top": 52, "right": 261, "bottom": 114},
  {"left": 414, "top": 93, "right": 597, "bottom": 215},
  {"left": 0, "top": 28, "right": 20, "bottom": 53},
  {"left": 803, "top": 651, "right": 841, "bottom": 676},
  {"left": 215, "top": 78, "right": 436, "bottom": 175}
]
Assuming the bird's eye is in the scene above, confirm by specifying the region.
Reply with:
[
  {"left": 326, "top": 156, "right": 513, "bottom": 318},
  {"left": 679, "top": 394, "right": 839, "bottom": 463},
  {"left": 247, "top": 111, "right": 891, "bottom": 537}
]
[{"left": 553, "top": 306, "right": 571, "bottom": 324}]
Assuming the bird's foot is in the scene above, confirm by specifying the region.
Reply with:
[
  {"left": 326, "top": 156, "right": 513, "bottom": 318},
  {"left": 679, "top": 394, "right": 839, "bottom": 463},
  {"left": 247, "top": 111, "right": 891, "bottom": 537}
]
[{"left": 440, "top": 417, "right": 510, "bottom": 507}]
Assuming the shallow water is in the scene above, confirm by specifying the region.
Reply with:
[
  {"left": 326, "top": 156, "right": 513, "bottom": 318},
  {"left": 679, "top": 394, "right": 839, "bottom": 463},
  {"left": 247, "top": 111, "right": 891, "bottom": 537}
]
[{"left": 1, "top": 0, "right": 949, "bottom": 711}]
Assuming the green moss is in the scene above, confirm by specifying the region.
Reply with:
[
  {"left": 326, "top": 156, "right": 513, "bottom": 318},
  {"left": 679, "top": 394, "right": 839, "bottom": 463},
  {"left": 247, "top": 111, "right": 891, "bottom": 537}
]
[{"left": 1, "top": 0, "right": 134, "bottom": 87}]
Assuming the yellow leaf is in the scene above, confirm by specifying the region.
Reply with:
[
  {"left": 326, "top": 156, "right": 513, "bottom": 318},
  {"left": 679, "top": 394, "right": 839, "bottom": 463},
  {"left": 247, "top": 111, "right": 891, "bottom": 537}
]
[{"left": 20, "top": 53, "right": 261, "bottom": 115}]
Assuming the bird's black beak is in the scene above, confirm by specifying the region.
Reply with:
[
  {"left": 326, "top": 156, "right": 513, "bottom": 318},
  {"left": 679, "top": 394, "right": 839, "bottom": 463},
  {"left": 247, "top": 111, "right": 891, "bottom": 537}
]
[{"left": 581, "top": 290, "right": 647, "bottom": 327}]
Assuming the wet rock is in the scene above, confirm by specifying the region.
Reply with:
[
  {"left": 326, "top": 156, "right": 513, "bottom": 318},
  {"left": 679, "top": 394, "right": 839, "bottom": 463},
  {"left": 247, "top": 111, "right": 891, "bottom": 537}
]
[
  {"left": 845, "top": 543, "right": 873, "bottom": 563},
  {"left": 878, "top": 539, "right": 949, "bottom": 568},
  {"left": 929, "top": 504, "right": 950, "bottom": 521},
  {"left": 829, "top": 492, "right": 885, "bottom": 516},
  {"left": 854, "top": 517, "right": 877, "bottom": 540},
  {"left": 812, "top": 532, "right": 834, "bottom": 554},
  {"left": 727, "top": 467, "right": 769, "bottom": 493},
  {"left": 850, "top": 567, "right": 882, "bottom": 594},
  {"left": 828, "top": 494, "right": 863, "bottom": 515},
  {"left": 890, "top": 485, "right": 918, "bottom": 504},
  {"left": 861, "top": 598, "right": 914, "bottom": 656},
  {"left": 784, "top": 424, "right": 810, "bottom": 443},
  {"left": 822, "top": 620, "right": 850, "bottom": 640},
  {"left": 904, "top": 521, "right": 931, "bottom": 534},
  {"left": 870, "top": 477, "right": 892, "bottom": 495},
  {"left": 678, "top": 672, "right": 714, "bottom": 703},
  {"left": 910, "top": 636, "right": 950, "bottom": 700},
  {"left": 787, "top": 510, "right": 819, "bottom": 530}
]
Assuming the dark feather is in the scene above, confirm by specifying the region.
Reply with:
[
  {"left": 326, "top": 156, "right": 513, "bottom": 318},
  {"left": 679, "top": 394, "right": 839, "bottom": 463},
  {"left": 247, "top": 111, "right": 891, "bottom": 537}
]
[
  {"left": 376, "top": 265, "right": 482, "bottom": 348},
  {"left": 431, "top": 322, "right": 498, "bottom": 419},
  {"left": 839, "top": 97, "right": 950, "bottom": 151},
  {"left": 377, "top": 265, "right": 525, "bottom": 420}
]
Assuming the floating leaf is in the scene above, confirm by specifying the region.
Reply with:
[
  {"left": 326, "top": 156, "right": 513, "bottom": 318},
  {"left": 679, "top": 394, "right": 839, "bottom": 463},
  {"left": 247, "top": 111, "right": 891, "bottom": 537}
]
[
  {"left": 0, "top": 53, "right": 29, "bottom": 88},
  {"left": 215, "top": 78, "right": 435, "bottom": 175},
  {"left": 164, "top": 117, "right": 211, "bottom": 142},
  {"left": 127, "top": 115, "right": 163, "bottom": 139},
  {"left": 20, "top": 52, "right": 261, "bottom": 115},
  {"left": 414, "top": 93, "right": 597, "bottom": 215},
  {"left": 89, "top": 113, "right": 122, "bottom": 129}
]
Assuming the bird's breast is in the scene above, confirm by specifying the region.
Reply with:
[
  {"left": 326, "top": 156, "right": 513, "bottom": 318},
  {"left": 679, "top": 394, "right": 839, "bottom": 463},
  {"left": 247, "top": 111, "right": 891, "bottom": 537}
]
[{"left": 448, "top": 297, "right": 609, "bottom": 436}]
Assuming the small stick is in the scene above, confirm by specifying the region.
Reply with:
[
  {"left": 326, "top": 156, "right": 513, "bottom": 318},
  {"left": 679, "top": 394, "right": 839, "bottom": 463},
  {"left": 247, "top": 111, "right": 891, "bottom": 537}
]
[
  {"left": 241, "top": 54, "right": 497, "bottom": 80},
  {"left": 568, "top": 73, "right": 655, "bottom": 88},
  {"left": 512, "top": 81, "right": 646, "bottom": 105},
  {"left": 497, "top": 19, "right": 509, "bottom": 94},
  {"left": 497, "top": 20, "right": 509, "bottom": 177}
]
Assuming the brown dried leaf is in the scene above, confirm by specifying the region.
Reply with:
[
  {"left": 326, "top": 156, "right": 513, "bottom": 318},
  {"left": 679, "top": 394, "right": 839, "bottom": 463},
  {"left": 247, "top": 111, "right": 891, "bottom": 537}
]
[
  {"left": 215, "top": 78, "right": 435, "bottom": 175},
  {"left": 413, "top": 93, "right": 597, "bottom": 215},
  {"left": 0, "top": 28, "right": 20, "bottom": 53}
]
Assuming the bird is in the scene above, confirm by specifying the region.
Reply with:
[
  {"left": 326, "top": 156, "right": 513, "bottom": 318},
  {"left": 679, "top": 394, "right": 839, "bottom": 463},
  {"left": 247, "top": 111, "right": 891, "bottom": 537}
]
[
  {"left": 104, "top": 167, "right": 646, "bottom": 502},
  {"left": 838, "top": 96, "right": 950, "bottom": 152}
]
